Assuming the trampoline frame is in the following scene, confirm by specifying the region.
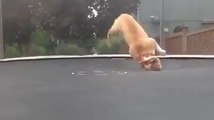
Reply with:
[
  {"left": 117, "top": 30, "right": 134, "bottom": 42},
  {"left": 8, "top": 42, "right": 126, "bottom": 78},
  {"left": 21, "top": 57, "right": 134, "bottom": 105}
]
[{"left": 1, "top": 54, "right": 214, "bottom": 62}]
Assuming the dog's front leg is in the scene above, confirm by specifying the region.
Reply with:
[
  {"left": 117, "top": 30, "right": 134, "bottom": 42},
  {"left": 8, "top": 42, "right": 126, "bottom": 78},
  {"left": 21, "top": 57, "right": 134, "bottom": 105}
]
[{"left": 128, "top": 47, "right": 139, "bottom": 61}]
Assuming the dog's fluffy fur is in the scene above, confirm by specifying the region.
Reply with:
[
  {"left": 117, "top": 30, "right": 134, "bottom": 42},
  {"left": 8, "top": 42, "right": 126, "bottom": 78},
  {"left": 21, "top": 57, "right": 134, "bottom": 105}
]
[{"left": 107, "top": 13, "right": 166, "bottom": 71}]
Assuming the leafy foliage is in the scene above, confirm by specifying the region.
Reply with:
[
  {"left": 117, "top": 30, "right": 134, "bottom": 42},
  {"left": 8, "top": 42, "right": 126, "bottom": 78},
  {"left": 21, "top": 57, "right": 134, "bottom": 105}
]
[
  {"left": 96, "top": 36, "right": 128, "bottom": 54},
  {"left": 55, "top": 43, "right": 85, "bottom": 55},
  {"left": 5, "top": 43, "right": 22, "bottom": 58},
  {"left": 28, "top": 44, "right": 47, "bottom": 56},
  {"left": 30, "top": 27, "right": 56, "bottom": 54},
  {"left": 2, "top": 0, "right": 140, "bottom": 58}
]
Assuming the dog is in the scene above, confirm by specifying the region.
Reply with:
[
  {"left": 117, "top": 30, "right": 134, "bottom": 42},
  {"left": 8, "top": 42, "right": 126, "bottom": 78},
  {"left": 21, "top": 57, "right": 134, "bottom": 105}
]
[{"left": 107, "top": 13, "right": 166, "bottom": 71}]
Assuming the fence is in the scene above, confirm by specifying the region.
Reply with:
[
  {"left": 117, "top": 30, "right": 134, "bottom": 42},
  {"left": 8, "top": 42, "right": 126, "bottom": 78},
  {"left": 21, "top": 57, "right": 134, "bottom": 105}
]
[{"left": 164, "top": 27, "right": 214, "bottom": 55}]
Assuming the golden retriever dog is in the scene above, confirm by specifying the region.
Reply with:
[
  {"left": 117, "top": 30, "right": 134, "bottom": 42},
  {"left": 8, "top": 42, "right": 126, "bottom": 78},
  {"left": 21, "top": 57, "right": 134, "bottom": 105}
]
[{"left": 107, "top": 13, "right": 166, "bottom": 71}]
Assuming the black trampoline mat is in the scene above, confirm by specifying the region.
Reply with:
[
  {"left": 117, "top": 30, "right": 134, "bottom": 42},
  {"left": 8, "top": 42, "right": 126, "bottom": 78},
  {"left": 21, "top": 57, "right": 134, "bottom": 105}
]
[{"left": 0, "top": 58, "right": 214, "bottom": 120}]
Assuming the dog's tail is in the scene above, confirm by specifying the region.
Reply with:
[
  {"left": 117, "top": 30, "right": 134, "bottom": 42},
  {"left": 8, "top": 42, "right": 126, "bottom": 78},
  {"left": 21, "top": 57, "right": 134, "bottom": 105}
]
[
  {"left": 155, "top": 40, "right": 166, "bottom": 55},
  {"left": 148, "top": 38, "right": 166, "bottom": 56},
  {"left": 147, "top": 37, "right": 166, "bottom": 56}
]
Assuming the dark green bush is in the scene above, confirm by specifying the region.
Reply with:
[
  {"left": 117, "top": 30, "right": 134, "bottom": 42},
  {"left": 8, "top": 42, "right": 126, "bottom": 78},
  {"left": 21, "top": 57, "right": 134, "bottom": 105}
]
[
  {"left": 96, "top": 36, "right": 127, "bottom": 54},
  {"left": 30, "top": 27, "right": 52, "bottom": 47},
  {"left": 5, "top": 43, "right": 22, "bottom": 58},
  {"left": 96, "top": 40, "right": 112, "bottom": 54},
  {"left": 28, "top": 44, "right": 48, "bottom": 56},
  {"left": 30, "top": 27, "right": 56, "bottom": 55},
  {"left": 55, "top": 43, "right": 85, "bottom": 55}
]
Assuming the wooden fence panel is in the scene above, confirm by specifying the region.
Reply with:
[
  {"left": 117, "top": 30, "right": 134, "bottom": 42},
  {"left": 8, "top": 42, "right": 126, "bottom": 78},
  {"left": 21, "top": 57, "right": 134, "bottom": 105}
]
[
  {"left": 164, "top": 27, "right": 214, "bottom": 55},
  {"left": 165, "top": 33, "right": 184, "bottom": 54},
  {"left": 186, "top": 28, "right": 214, "bottom": 54}
]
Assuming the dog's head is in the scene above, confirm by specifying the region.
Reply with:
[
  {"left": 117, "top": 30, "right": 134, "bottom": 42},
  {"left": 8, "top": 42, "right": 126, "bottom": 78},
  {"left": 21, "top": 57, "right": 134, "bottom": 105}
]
[{"left": 139, "top": 56, "right": 162, "bottom": 71}]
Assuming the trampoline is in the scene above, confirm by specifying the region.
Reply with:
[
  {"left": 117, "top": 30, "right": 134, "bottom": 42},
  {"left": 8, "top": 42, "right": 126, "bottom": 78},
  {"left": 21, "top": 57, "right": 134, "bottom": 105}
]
[{"left": 1, "top": 54, "right": 214, "bottom": 120}]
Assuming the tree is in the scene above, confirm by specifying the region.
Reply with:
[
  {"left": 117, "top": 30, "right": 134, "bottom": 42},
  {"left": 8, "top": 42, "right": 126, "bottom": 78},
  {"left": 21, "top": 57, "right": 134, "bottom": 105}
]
[
  {"left": 3, "top": 0, "right": 34, "bottom": 55},
  {"left": 88, "top": 0, "right": 140, "bottom": 38},
  {"left": 2, "top": 0, "right": 140, "bottom": 56}
]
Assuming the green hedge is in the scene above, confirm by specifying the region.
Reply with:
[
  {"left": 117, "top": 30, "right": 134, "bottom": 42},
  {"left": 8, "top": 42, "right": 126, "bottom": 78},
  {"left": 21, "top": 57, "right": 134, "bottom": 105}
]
[
  {"left": 55, "top": 43, "right": 85, "bottom": 55},
  {"left": 96, "top": 36, "right": 127, "bottom": 54},
  {"left": 4, "top": 35, "right": 128, "bottom": 58},
  {"left": 5, "top": 43, "right": 22, "bottom": 58},
  {"left": 28, "top": 44, "right": 48, "bottom": 56}
]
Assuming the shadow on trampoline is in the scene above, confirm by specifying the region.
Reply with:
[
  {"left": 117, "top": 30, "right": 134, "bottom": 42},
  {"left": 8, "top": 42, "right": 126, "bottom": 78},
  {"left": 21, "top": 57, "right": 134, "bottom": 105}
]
[{"left": 0, "top": 55, "right": 214, "bottom": 120}]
